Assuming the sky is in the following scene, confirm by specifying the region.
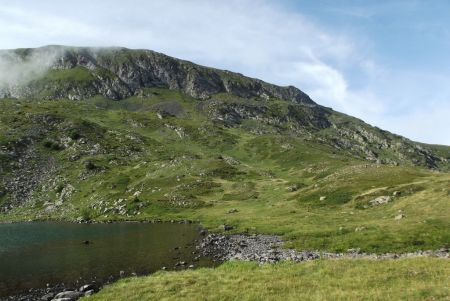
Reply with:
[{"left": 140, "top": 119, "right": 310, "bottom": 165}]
[{"left": 0, "top": 0, "right": 449, "bottom": 145}]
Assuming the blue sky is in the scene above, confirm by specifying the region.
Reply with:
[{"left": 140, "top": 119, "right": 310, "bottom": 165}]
[{"left": 0, "top": 0, "right": 449, "bottom": 145}]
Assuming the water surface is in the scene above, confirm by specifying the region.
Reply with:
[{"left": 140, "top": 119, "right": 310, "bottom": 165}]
[{"left": 0, "top": 222, "right": 212, "bottom": 297}]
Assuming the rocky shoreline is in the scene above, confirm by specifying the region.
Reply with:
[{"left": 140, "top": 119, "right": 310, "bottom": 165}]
[
  {"left": 1, "top": 283, "right": 98, "bottom": 301},
  {"left": 198, "top": 234, "right": 450, "bottom": 263},
  {"left": 4, "top": 232, "right": 449, "bottom": 301}
]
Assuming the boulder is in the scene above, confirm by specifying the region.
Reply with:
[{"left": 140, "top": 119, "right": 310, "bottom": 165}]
[
  {"left": 79, "top": 284, "right": 97, "bottom": 293},
  {"left": 53, "top": 290, "right": 83, "bottom": 301},
  {"left": 369, "top": 196, "right": 391, "bottom": 206},
  {"left": 83, "top": 290, "right": 95, "bottom": 296},
  {"left": 41, "top": 293, "right": 55, "bottom": 301},
  {"left": 287, "top": 184, "right": 299, "bottom": 192},
  {"left": 220, "top": 224, "right": 234, "bottom": 231}
]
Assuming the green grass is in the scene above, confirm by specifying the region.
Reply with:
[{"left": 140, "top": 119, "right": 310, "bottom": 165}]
[
  {"left": 84, "top": 258, "right": 450, "bottom": 301},
  {"left": 1, "top": 96, "right": 449, "bottom": 253},
  {"left": 43, "top": 66, "right": 95, "bottom": 82}
]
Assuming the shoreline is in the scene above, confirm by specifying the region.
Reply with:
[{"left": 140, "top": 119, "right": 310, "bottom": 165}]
[
  {"left": 0, "top": 217, "right": 199, "bottom": 224},
  {"left": 2, "top": 229, "right": 449, "bottom": 301},
  {"left": 198, "top": 234, "right": 450, "bottom": 263}
]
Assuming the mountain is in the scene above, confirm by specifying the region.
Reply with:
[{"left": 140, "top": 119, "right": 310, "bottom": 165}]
[
  {"left": 0, "top": 45, "right": 314, "bottom": 104},
  {"left": 0, "top": 46, "right": 449, "bottom": 253},
  {"left": 1, "top": 46, "right": 448, "bottom": 168}
]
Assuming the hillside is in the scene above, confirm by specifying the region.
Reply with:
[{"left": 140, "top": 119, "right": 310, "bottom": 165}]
[{"left": 0, "top": 46, "right": 450, "bottom": 253}]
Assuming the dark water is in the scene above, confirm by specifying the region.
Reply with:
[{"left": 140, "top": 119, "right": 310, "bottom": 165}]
[{"left": 0, "top": 222, "right": 213, "bottom": 297}]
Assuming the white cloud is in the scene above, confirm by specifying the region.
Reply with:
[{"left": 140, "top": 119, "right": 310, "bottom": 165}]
[
  {"left": 0, "top": 0, "right": 448, "bottom": 145},
  {"left": 0, "top": 46, "right": 65, "bottom": 88}
]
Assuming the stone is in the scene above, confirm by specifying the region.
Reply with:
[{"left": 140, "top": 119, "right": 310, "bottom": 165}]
[
  {"left": 319, "top": 196, "right": 326, "bottom": 201},
  {"left": 83, "top": 290, "right": 95, "bottom": 296},
  {"left": 220, "top": 224, "right": 234, "bottom": 231},
  {"left": 41, "top": 293, "right": 55, "bottom": 301},
  {"left": 228, "top": 208, "right": 238, "bottom": 214},
  {"left": 53, "top": 290, "right": 83, "bottom": 300},
  {"left": 395, "top": 214, "right": 405, "bottom": 220},
  {"left": 79, "top": 284, "right": 96, "bottom": 293},
  {"left": 369, "top": 196, "right": 391, "bottom": 206},
  {"left": 287, "top": 184, "right": 299, "bottom": 192},
  {"left": 221, "top": 155, "right": 240, "bottom": 166}
]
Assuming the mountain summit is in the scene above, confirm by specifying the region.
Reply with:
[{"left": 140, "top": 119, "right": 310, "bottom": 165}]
[{"left": 0, "top": 46, "right": 314, "bottom": 105}]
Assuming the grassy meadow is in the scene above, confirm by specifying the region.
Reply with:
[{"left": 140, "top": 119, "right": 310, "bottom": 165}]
[
  {"left": 84, "top": 258, "right": 450, "bottom": 301},
  {"left": 1, "top": 91, "right": 449, "bottom": 253}
]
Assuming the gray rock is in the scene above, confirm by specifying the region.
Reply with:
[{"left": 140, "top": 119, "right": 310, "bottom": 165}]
[
  {"left": 370, "top": 196, "right": 391, "bottom": 206},
  {"left": 79, "top": 284, "right": 96, "bottom": 293},
  {"left": 287, "top": 184, "right": 299, "bottom": 192},
  {"left": 220, "top": 224, "right": 234, "bottom": 231},
  {"left": 84, "top": 290, "right": 95, "bottom": 296},
  {"left": 198, "top": 233, "right": 450, "bottom": 264},
  {"left": 41, "top": 292, "right": 55, "bottom": 301},
  {"left": 53, "top": 290, "right": 82, "bottom": 300}
]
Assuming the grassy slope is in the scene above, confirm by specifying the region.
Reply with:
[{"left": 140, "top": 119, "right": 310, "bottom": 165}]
[
  {"left": 1, "top": 90, "right": 449, "bottom": 253},
  {"left": 2, "top": 88, "right": 450, "bottom": 300},
  {"left": 85, "top": 258, "right": 450, "bottom": 301}
]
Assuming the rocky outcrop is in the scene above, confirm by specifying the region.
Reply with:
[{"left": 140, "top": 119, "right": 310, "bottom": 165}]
[{"left": 0, "top": 46, "right": 315, "bottom": 105}]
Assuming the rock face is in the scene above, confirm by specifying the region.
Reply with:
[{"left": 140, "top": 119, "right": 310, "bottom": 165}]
[{"left": 0, "top": 46, "right": 315, "bottom": 105}]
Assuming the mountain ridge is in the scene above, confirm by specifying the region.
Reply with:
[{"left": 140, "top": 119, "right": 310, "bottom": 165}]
[
  {"left": 0, "top": 46, "right": 449, "bottom": 173},
  {"left": 0, "top": 45, "right": 315, "bottom": 105}
]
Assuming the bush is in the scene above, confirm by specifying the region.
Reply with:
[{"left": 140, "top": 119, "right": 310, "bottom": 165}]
[
  {"left": 43, "top": 139, "right": 63, "bottom": 150},
  {"left": 80, "top": 207, "right": 92, "bottom": 221},
  {"left": 84, "top": 160, "right": 97, "bottom": 170}
]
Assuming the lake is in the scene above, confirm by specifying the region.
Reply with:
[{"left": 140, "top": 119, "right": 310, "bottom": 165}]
[{"left": 0, "top": 222, "right": 213, "bottom": 298}]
